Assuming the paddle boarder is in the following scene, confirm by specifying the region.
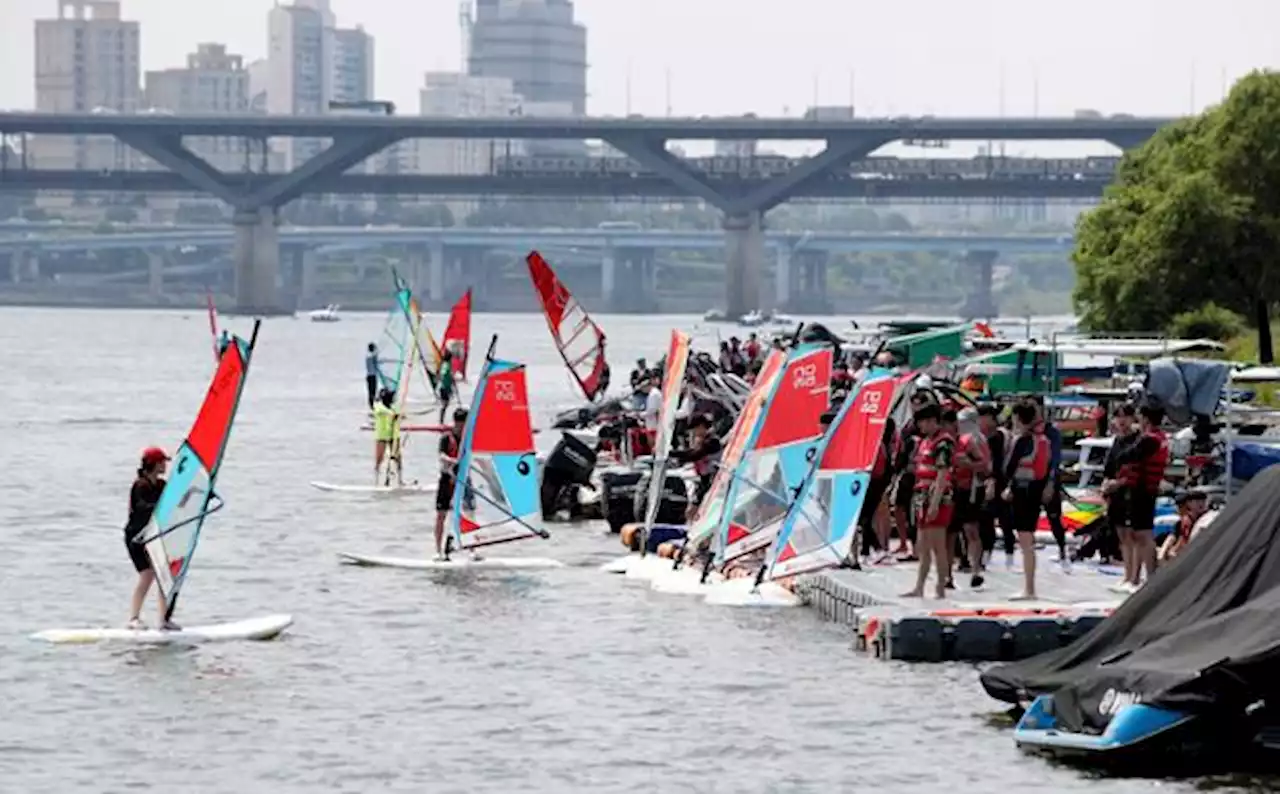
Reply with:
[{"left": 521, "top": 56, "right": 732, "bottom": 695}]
[
  {"left": 365, "top": 343, "right": 381, "bottom": 410},
  {"left": 125, "top": 446, "right": 181, "bottom": 631},
  {"left": 372, "top": 388, "right": 401, "bottom": 485},
  {"left": 434, "top": 408, "right": 468, "bottom": 560}
]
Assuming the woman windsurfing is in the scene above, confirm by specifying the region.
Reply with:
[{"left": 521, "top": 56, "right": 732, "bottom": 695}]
[{"left": 124, "top": 446, "right": 181, "bottom": 631}]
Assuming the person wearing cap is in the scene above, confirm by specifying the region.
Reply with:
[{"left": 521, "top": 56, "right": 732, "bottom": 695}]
[
  {"left": 902, "top": 403, "right": 956, "bottom": 599},
  {"left": 434, "top": 407, "right": 469, "bottom": 559},
  {"left": 124, "top": 446, "right": 181, "bottom": 631},
  {"left": 372, "top": 388, "right": 402, "bottom": 485}
]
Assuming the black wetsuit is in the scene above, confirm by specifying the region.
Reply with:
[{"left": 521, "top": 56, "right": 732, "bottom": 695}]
[
  {"left": 124, "top": 477, "right": 166, "bottom": 572},
  {"left": 673, "top": 435, "right": 723, "bottom": 504},
  {"left": 436, "top": 430, "right": 462, "bottom": 512}
]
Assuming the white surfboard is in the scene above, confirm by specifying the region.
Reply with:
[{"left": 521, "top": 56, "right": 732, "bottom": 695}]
[
  {"left": 624, "top": 554, "right": 675, "bottom": 581},
  {"left": 338, "top": 551, "right": 564, "bottom": 570},
  {"left": 649, "top": 565, "right": 726, "bottom": 595},
  {"left": 600, "top": 554, "right": 634, "bottom": 574},
  {"left": 31, "top": 613, "right": 294, "bottom": 645},
  {"left": 702, "top": 577, "right": 803, "bottom": 608},
  {"left": 310, "top": 481, "right": 437, "bottom": 495}
]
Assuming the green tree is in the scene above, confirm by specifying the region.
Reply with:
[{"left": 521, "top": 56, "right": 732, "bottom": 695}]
[{"left": 1073, "top": 71, "right": 1280, "bottom": 358}]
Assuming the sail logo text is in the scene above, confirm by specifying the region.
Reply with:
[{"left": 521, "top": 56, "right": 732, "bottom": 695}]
[
  {"left": 494, "top": 380, "right": 517, "bottom": 402},
  {"left": 860, "top": 390, "right": 884, "bottom": 413},
  {"left": 792, "top": 364, "right": 818, "bottom": 390},
  {"left": 1098, "top": 688, "right": 1143, "bottom": 716}
]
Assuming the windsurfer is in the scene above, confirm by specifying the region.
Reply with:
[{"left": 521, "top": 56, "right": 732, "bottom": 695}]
[
  {"left": 365, "top": 343, "right": 380, "bottom": 410},
  {"left": 902, "top": 404, "right": 956, "bottom": 599},
  {"left": 217, "top": 329, "right": 231, "bottom": 356},
  {"left": 372, "top": 388, "right": 402, "bottom": 485},
  {"left": 434, "top": 408, "right": 467, "bottom": 559},
  {"left": 437, "top": 349, "right": 456, "bottom": 422},
  {"left": 124, "top": 447, "right": 181, "bottom": 631}
]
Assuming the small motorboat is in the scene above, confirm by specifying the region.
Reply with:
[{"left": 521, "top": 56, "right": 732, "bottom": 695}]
[
  {"left": 768, "top": 311, "right": 796, "bottom": 326},
  {"left": 737, "top": 310, "right": 765, "bottom": 327},
  {"left": 308, "top": 304, "right": 341, "bottom": 323},
  {"left": 702, "top": 308, "right": 728, "bottom": 322}
]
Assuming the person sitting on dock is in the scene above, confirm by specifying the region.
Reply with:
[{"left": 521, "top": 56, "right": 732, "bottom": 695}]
[
  {"left": 901, "top": 403, "right": 956, "bottom": 600},
  {"left": 1002, "top": 402, "right": 1053, "bottom": 601},
  {"left": 1159, "top": 489, "right": 1208, "bottom": 561}
]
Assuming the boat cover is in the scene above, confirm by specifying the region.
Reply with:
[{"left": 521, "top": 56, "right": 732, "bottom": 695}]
[
  {"left": 981, "top": 465, "right": 1280, "bottom": 732},
  {"left": 1231, "top": 442, "right": 1280, "bottom": 482},
  {"left": 1144, "top": 358, "right": 1230, "bottom": 425}
]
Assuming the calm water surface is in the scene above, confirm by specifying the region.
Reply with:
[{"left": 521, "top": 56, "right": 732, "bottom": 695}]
[{"left": 0, "top": 308, "right": 1259, "bottom": 793}]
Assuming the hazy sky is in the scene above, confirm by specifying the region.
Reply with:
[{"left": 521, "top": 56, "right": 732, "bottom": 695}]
[{"left": 2, "top": 0, "right": 1277, "bottom": 156}]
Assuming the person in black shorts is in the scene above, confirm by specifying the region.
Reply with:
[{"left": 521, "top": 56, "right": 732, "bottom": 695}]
[
  {"left": 124, "top": 446, "right": 181, "bottom": 631},
  {"left": 857, "top": 416, "right": 896, "bottom": 562},
  {"left": 434, "top": 408, "right": 467, "bottom": 559}
]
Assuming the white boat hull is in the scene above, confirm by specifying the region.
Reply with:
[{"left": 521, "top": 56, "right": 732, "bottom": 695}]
[
  {"left": 338, "top": 551, "right": 563, "bottom": 570},
  {"left": 31, "top": 614, "right": 293, "bottom": 645},
  {"left": 310, "top": 481, "right": 437, "bottom": 495}
]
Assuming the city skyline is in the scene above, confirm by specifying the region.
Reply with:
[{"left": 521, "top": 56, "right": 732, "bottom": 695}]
[{"left": 3, "top": 0, "right": 1276, "bottom": 121}]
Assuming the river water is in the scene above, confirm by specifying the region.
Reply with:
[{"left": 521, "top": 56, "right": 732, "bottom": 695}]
[{"left": 0, "top": 308, "right": 1264, "bottom": 793}]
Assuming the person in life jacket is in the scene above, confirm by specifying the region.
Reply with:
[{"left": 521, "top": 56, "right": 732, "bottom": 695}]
[
  {"left": 372, "top": 388, "right": 402, "bottom": 486},
  {"left": 948, "top": 406, "right": 993, "bottom": 590},
  {"left": 672, "top": 413, "right": 723, "bottom": 509},
  {"left": 1105, "top": 402, "right": 1168, "bottom": 592},
  {"left": 1159, "top": 489, "right": 1208, "bottom": 562},
  {"left": 434, "top": 408, "right": 468, "bottom": 560},
  {"left": 902, "top": 403, "right": 956, "bottom": 600},
  {"left": 977, "top": 402, "right": 1013, "bottom": 567},
  {"left": 890, "top": 389, "right": 939, "bottom": 560},
  {"left": 124, "top": 446, "right": 181, "bottom": 632},
  {"left": 1100, "top": 402, "right": 1140, "bottom": 568},
  {"left": 1028, "top": 395, "right": 1070, "bottom": 569},
  {"left": 1001, "top": 402, "right": 1052, "bottom": 601},
  {"left": 857, "top": 415, "right": 899, "bottom": 563}
]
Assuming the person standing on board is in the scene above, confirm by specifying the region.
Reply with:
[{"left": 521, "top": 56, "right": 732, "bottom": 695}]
[
  {"left": 365, "top": 343, "right": 381, "bottom": 410},
  {"left": 124, "top": 447, "right": 181, "bottom": 631},
  {"left": 436, "top": 349, "right": 456, "bottom": 423},
  {"left": 372, "top": 388, "right": 401, "bottom": 485},
  {"left": 217, "top": 329, "right": 231, "bottom": 357},
  {"left": 1001, "top": 402, "right": 1052, "bottom": 601},
  {"left": 434, "top": 408, "right": 468, "bottom": 560},
  {"left": 902, "top": 403, "right": 956, "bottom": 599}
]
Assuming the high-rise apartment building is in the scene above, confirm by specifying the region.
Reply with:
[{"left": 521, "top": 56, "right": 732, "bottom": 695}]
[
  {"left": 468, "top": 0, "right": 586, "bottom": 115},
  {"left": 145, "top": 44, "right": 251, "bottom": 171},
  {"left": 33, "top": 0, "right": 140, "bottom": 173},
  {"left": 331, "top": 26, "right": 374, "bottom": 104}
]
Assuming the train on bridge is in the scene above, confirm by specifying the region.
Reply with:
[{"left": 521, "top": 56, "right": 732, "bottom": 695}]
[{"left": 494, "top": 154, "right": 1123, "bottom": 181}]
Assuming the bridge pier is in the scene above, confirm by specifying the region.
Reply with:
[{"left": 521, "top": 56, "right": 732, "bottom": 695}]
[
  {"left": 609, "top": 247, "right": 658, "bottom": 313},
  {"left": 724, "top": 212, "right": 764, "bottom": 319},
  {"left": 601, "top": 247, "right": 616, "bottom": 306},
  {"left": 285, "top": 247, "right": 315, "bottom": 307},
  {"left": 232, "top": 208, "right": 283, "bottom": 315},
  {"left": 147, "top": 250, "right": 165, "bottom": 299},
  {"left": 960, "top": 250, "right": 999, "bottom": 320}
]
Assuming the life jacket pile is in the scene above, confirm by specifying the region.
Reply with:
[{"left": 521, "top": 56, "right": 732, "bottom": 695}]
[{"left": 1117, "top": 428, "right": 1169, "bottom": 494}]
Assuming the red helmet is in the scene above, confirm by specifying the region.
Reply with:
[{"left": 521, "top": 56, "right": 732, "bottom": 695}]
[{"left": 141, "top": 446, "right": 170, "bottom": 466}]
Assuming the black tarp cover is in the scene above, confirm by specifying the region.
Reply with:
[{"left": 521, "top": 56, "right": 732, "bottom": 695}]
[{"left": 980, "top": 466, "right": 1280, "bottom": 732}]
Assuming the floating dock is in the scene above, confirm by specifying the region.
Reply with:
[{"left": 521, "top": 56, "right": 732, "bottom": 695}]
[{"left": 800, "top": 557, "right": 1125, "bottom": 663}]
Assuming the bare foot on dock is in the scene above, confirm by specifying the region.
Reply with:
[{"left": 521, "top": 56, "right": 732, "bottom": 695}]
[
  {"left": 900, "top": 590, "right": 924, "bottom": 598},
  {"left": 1009, "top": 592, "right": 1037, "bottom": 601}
]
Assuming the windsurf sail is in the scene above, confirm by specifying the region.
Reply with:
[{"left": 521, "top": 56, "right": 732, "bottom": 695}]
[
  {"left": 206, "top": 292, "right": 220, "bottom": 363},
  {"left": 441, "top": 289, "right": 472, "bottom": 381},
  {"left": 681, "top": 349, "right": 787, "bottom": 558},
  {"left": 715, "top": 343, "right": 832, "bottom": 566},
  {"left": 378, "top": 270, "right": 440, "bottom": 400},
  {"left": 138, "top": 320, "right": 261, "bottom": 621},
  {"left": 526, "top": 251, "right": 610, "bottom": 402},
  {"left": 765, "top": 369, "right": 908, "bottom": 581},
  {"left": 640, "top": 329, "right": 691, "bottom": 555},
  {"left": 448, "top": 338, "right": 546, "bottom": 551}
]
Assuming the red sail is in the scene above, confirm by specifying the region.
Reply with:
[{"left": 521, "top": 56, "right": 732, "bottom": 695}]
[
  {"left": 442, "top": 289, "right": 471, "bottom": 380},
  {"left": 525, "top": 250, "right": 609, "bottom": 401}
]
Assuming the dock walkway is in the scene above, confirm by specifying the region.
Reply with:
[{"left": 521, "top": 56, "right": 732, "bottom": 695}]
[{"left": 801, "top": 556, "right": 1125, "bottom": 662}]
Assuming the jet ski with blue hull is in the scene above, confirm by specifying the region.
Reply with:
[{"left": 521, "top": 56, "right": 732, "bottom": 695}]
[{"left": 983, "top": 466, "right": 1280, "bottom": 774}]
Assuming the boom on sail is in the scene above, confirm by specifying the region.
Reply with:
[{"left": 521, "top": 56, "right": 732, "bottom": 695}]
[
  {"left": 137, "top": 320, "right": 261, "bottom": 621},
  {"left": 526, "top": 251, "right": 610, "bottom": 402}
]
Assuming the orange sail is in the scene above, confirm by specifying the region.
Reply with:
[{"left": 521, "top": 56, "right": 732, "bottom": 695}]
[
  {"left": 525, "top": 250, "right": 609, "bottom": 401},
  {"left": 442, "top": 289, "right": 472, "bottom": 381}
]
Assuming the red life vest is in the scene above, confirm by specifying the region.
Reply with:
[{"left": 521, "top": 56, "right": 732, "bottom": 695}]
[
  {"left": 1011, "top": 431, "right": 1051, "bottom": 484},
  {"left": 912, "top": 430, "right": 955, "bottom": 492},
  {"left": 1138, "top": 428, "right": 1169, "bottom": 494},
  {"left": 953, "top": 431, "right": 992, "bottom": 490}
]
